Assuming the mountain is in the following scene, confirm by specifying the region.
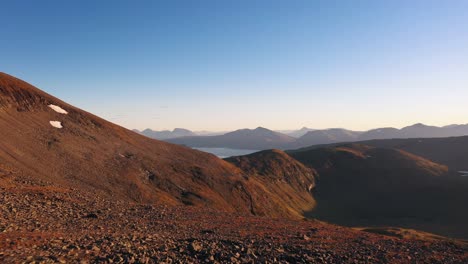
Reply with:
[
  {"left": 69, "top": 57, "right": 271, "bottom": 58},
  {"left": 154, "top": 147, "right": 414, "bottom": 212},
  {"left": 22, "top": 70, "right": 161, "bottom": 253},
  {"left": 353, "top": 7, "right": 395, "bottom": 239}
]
[
  {"left": 283, "top": 127, "right": 316, "bottom": 138},
  {"left": 293, "top": 128, "right": 362, "bottom": 147},
  {"left": 358, "top": 123, "right": 468, "bottom": 141},
  {"left": 137, "top": 128, "right": 196, "bottom": 140},
  {"left": 0, "top": 72, "right": 314, "bottom": 218},
  {"left": 289, "top": 144, "right": 468, "bottom": 239},
  {"left": 166, "top": 127, "right": 296, "bottom": 150},
  {"left": 357, "top": 127, "right": 401, "bottom": 140}
]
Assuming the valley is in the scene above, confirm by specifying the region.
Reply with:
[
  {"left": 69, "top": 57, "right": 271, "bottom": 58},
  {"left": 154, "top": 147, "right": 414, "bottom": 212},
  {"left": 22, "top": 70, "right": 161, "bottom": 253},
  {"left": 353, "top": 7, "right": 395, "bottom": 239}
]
[{"left": 1, "top": 72, "right": 467, "bottom": 262}]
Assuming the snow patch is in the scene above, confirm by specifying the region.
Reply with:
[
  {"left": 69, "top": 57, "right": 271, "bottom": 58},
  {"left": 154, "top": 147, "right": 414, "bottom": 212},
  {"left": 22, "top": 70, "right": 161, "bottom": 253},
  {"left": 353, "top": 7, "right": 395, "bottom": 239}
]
[
  {"left": 50, "top": 121, "right": 63, "bottom": 129},
  {"left": 48, "top": 104, "right": 68, "bottom": 114}
]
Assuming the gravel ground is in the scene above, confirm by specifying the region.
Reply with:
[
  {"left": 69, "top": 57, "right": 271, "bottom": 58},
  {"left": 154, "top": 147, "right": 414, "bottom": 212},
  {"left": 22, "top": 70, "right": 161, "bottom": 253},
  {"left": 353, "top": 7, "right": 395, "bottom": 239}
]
[{"left": 0, "top": 177, "right": 467, "bottom": 264}]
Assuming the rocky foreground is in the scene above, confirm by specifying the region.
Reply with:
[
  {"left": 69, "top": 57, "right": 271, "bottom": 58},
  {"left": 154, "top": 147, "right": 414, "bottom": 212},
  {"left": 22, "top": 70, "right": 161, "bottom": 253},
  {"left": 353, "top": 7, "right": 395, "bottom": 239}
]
[{"left": 0, "top": 177, "right": 467, "bottom": 264}]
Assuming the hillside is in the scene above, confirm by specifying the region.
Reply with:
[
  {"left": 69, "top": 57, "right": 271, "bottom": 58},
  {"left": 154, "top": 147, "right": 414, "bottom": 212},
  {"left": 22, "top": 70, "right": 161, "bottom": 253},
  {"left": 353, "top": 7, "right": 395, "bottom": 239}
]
[
  {"left": 225, "top": 149, "right": 316, "bottom": 217},
  {"left": 289, "top": 144, "right": 468, "bottom": 239},
  {"left": 0, "top": 72, "right": 313, "bottom": 219}
]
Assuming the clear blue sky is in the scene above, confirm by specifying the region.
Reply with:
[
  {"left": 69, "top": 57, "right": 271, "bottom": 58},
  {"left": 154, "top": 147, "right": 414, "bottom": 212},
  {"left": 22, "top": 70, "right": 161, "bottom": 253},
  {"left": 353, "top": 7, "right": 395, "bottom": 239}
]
[{"left": 2, "top": 0, "right": 468, "bottom": 131}]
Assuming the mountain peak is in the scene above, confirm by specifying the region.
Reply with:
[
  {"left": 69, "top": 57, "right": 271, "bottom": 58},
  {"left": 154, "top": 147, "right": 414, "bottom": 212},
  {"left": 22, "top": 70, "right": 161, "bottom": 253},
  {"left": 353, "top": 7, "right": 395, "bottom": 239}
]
[
  {"left": 254, "top": 126, "right": 270, "bottom": 131},
  {"left": 409, "top": 123, "right": 427, "bottom": 127},
  {"left": 173, "top": 128, "right": 192, "bottom": 133}
]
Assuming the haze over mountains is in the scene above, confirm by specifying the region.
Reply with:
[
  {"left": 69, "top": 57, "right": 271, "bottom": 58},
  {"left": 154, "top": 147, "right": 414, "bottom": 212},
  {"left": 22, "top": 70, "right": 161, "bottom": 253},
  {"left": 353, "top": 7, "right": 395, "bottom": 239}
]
[{"left": 161, "top": 123, "right": 468, "bottom": 150}]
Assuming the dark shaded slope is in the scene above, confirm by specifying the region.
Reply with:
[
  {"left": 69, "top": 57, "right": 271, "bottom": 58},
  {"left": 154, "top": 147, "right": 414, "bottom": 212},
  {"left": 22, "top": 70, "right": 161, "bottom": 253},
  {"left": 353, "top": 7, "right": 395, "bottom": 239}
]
[
  {"left": 358, "top": 137, "right": 468, "bottom": 172},
  {"left": 289, "top": 136, "right": 468, "bottom": 172},
  {"left": 290, "top": 144, "right": 468, "bottom": 239}
]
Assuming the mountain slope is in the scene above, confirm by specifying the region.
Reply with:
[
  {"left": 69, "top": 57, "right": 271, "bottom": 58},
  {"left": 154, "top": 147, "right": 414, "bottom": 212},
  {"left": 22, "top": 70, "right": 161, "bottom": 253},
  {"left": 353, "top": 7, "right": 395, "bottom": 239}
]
[
  {"left": 166, "top": 127, "right": 296, "bottom": 150},
  {"left": 225, "top": 149, "right": 316, "bottom": 217},
  {"left": 289, "top": 144, "right": 468, "bottom": 239},
  {"left": 0, "top": 72, "right": 312, "bottom": 218}
]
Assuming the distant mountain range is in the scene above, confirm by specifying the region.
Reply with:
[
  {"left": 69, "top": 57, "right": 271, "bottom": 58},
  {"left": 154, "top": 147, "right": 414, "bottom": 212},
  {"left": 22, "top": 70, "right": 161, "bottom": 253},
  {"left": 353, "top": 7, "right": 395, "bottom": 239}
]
[
  {"left": 167, "top": 127, "right": 296, "bottom": 150},
  {"left": 135, "top": 128, "right": 228, "bottom": 139},
  {"left": 134, "top": 128, "right": 196, "bottom": 140},
  {"left": 277, "top": 127, "right": 316, "bottom": 138},
  {"left": 359, "top": 123, "right": 468, "bottom": 140},
  {"left": 160, "top": 123, "right": 468, "bottom": 150}
]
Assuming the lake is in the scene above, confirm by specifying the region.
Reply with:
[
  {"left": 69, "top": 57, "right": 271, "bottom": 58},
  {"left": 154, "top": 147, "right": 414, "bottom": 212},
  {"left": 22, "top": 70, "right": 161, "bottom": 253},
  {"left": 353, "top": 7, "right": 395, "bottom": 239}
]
[{"left": 194, "top": 147, "right": 259, "bottom": 158}]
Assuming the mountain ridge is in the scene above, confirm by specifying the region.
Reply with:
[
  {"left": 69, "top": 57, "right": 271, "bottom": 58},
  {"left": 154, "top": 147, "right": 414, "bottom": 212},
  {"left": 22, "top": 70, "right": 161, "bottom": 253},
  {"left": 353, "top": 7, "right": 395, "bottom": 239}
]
[{"left": 163, "top": 123, "right": 468, "bottom": 151}]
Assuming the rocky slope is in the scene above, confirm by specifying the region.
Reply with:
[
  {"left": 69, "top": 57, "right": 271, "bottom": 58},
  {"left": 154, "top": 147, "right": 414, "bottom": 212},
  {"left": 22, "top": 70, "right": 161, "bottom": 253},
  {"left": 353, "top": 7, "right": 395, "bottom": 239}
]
[{"left": 1, "top": 174, "right": 466, "bottom": 263}]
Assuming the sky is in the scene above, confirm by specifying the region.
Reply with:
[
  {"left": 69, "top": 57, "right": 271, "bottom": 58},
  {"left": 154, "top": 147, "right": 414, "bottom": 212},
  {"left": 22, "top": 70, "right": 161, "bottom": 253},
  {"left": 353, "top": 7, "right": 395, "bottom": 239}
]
[{"left": 2, "top": 0, "right": 468, "bottom": 131}]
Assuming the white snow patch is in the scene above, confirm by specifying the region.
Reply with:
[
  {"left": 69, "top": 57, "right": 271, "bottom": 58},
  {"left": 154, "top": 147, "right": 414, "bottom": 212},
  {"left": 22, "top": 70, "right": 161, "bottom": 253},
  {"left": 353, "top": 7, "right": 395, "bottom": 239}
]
[
  {"left": 49, "top": 121, "right": 63, "bottom": 129},
  {"left": 48, "top": 104, "right": 68, "bottom": 114}
]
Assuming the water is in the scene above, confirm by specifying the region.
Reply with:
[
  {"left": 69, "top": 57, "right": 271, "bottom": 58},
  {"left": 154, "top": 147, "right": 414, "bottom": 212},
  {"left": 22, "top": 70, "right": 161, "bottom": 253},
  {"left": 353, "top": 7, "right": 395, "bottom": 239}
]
[{"left": 194, "top": 147, "right": 259, "bottom": 158}]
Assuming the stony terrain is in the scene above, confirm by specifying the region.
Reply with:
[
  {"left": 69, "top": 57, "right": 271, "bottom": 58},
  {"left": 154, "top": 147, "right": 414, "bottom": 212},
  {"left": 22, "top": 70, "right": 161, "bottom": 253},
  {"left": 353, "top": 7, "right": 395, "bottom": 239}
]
[{"left": 1, "top": 175, "right": 467, "bottom": 263}]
